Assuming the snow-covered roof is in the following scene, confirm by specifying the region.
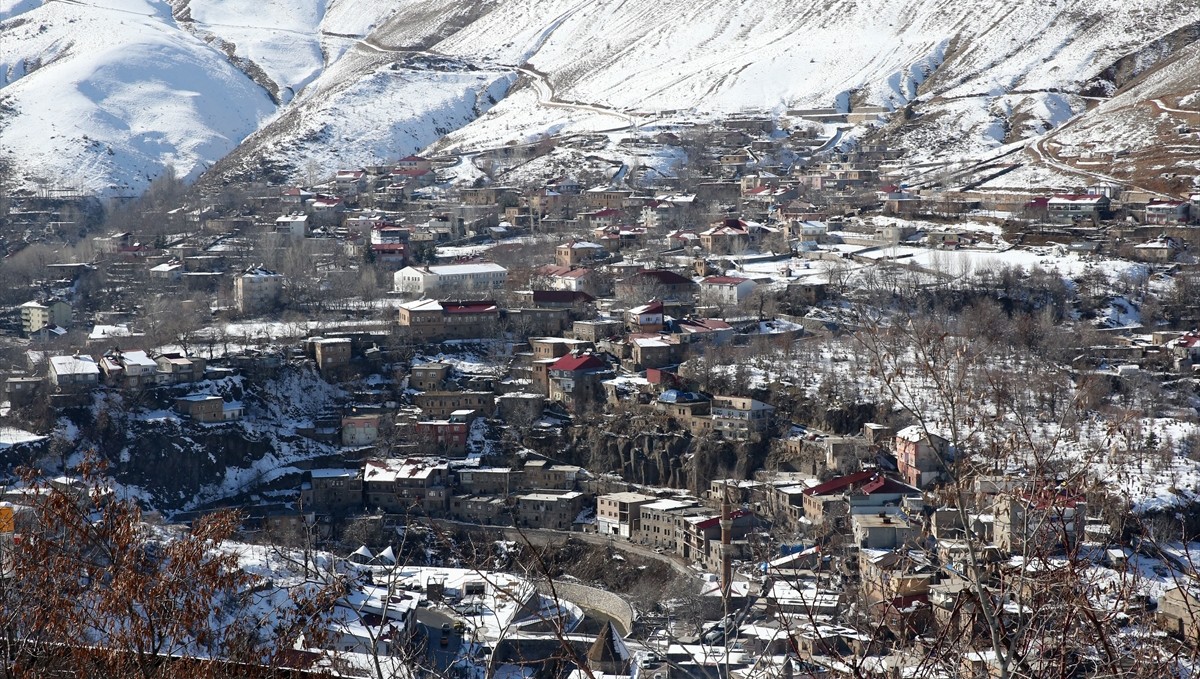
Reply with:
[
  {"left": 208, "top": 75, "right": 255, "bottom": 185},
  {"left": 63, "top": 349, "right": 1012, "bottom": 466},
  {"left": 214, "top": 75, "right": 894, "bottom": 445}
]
[
  {"left": 376, "top": 546, "right": 396, "bottom": 564},
  {"left": 177, "top": 394, "right": 222, "bottom": 403},
  {"left": 1048, "top": 194, "right": 1106, "bottom": 205},
  {"left": 121, "top": 350, "right": 157, "bottom": 368},
  {"left": 241, "top": 266, "right": 283, "bottom": 278},
  {"left": 311, "top": 469, "right": 358, "bottom": 479},
  {"left": 701, "top": 276, "right": 753, "bottom": 286},
  {"left": 422, "top": 263, "right": 507, "bottom": 276},
  {"left": 49, "top": 355, "right": 99, "bottom": 376},
  {"left": 0, "top": 427, "right": 48, "bottom": 449},
  {"left": 364, "top": 458, "right": 447, "bottom": 483},
  {"left": 89, "top": 324, "right": 137, "bottom": 340},
  {"left": 399, "top": 299, "right": 443, "bottom": 312},
  {"left": 896, "top": 425, "right": 942, "bottom": 442},
  {"left": 631, "top": 336, "right": 670, "bottom": 348},
  {"left": 629, "top": 301, "right": 664, "bottom": 315}
]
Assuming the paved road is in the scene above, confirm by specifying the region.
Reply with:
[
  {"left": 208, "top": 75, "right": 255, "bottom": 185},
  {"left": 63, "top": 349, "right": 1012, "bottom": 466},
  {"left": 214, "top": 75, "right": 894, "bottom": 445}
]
[{"left": 415, "top": 608, "right": 466, "bottom": 671}]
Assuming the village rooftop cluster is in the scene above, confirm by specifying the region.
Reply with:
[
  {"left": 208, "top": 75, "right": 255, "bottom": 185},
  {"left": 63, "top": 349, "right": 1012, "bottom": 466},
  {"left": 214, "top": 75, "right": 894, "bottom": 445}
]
[{"left": 4, "top": 112, "right": 1200, "bottom": 677}]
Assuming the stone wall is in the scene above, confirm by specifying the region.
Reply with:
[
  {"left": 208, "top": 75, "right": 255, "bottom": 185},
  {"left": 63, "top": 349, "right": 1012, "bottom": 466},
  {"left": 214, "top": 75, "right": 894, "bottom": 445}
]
[{"left": 534, "top": 580, "right": 635, "bottom": 636}]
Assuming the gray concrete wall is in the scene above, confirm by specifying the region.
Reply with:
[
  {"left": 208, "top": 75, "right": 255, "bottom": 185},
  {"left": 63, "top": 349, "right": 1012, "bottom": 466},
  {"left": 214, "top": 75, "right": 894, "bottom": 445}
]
[{"left": 534, "top": 580, "right": 635, "bottom": 636}]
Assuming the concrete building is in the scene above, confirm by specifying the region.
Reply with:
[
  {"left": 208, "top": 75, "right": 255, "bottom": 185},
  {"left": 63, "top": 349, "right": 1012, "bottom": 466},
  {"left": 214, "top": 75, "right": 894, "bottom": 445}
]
[
  {"left": 48, "top": 355, "right": 100, "bottom": 390},
  {"left": 362, "top": 458, "right": 450, "bottom": 515},
  {"left": 1158, "top": 584, "right": 1200, "bottom": 641},
  {"left": 392, "top": 263, "right": 507, "bottom": 296},
  {"left": 313, "top": 338, "right": 353, "bottom": 374},
  {"left": 994, "top": 490, "right": 1087, "bottom": 554},
  {"left": 801, "top": 470, "right": 922, "bottom": 531},
  {"left": 1145, "top": 200, "right": 1190, "bottom": 224},
  {"left": 98, "top": 349, "right": 158, "bottom": 389},
  {"left": 414, "top": 411, "right": 471, "bottom": 457},
  {"left": 711, "top": 396, "right": 775, "bottom": 441},
  {"left": 456, "top": 468, "right": 515, "bottom": 496},
  {"left": 636, "top": 498, "right": 702, "bottom": 551},
  {"left": 625, "top": 300, "right": 664, "bottom": 333},
  {"left": 413, "top": 391, "right": 494, "bottom": 419},
  {"left": 409, "top": 362, "right": 451, "bottom": 391},
  {"left": 699, "top": 276, "right": 757, "bottom": 306},
  {"left": 679, "top": 509, "right": 756, "bottom": 570},
  {"left": 895, "top": 426, "right": 950, "bottom": 489},
  {"left": 303, "top": 469, "right": 363, "bottom": 512},
  {"left": 555, "top": 241, "right": 606, "bottom": 267},
  {"left": 1047, "top": 194, "right": 1109, "bottom": 223},
  {"left": 19, "top": 299, "right": 71, "bottom": 335},
  {"left": 852, "top": 513, "right": 918, "bottom": 550},
  {"left": 175, "top": 394, "right": 243, "bottom": 423},
  {"left": 154, "top": 353, "right": 206, "bottom": 384},
  {"left": 234, "top": 266, "right": 285, "bottom": 315},
  {"left": 520, "top": 460, "right": 582, "bottom": 490},
  {"left": 515, "top": 490, "right": 587, "bottom": 530},
  {"left": 596, "top": 492, "right": 655, "bottom": 538},
  {"left": 342, "top": 414, "right": 381, "bottom": 447},
  {"left": 449, "top": 494, "right": 510, "bottom": 525},
  {"left": 396, "top": 300, "right": 501, "bottom": 342},
  {"left": 547, "top": 351, "right": 613, "bottom": 410}
]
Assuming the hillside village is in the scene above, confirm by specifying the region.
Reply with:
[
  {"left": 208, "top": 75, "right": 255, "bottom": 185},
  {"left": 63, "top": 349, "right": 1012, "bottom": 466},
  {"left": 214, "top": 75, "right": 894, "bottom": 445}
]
[{"left": 6, "top": 114, "right": 1200, "bottom": 677}]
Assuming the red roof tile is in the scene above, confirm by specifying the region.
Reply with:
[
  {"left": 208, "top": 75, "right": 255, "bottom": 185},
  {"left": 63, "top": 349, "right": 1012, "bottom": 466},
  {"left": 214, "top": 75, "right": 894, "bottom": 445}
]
[{"left": 550, "top": 353, "right": 607, "bottom": 372}]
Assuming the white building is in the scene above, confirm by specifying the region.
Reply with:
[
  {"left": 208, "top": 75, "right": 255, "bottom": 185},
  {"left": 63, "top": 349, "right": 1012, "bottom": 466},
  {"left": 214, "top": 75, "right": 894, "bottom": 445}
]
[
  {"left": 699, "top": 276, "right": 757, "bottom": 306},
  {"left": 99, "top": 349, "right": 158, "bottom": 388},
  {"left": 49, "top": 355, "right": 100, "bottom": 389},
  {"left": 234, "top": 266, "right": 285, "bottom": 315},
  {"left": 274, "top": 214, "right": 308, "bottom": 237},
  {"left": 712, "top": 395, "right": 774, "bottom": 441},
  {"left": 392, "top": 263, "right": 507, "bottom": 296},
  {"left": 19, "top": 300, "right": 71, "bottom": 334}
]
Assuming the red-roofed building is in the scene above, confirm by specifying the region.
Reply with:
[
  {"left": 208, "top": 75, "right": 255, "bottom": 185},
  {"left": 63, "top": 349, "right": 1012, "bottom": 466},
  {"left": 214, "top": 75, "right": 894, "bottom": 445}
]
[
  {"left": 526, "top": 289, "right": 596, "bottom": 309},
  {"left": 1047, "top": 194, "right": 1110, "bottom": 223},
  {"left": 580, "top": 208, "right": 622, "bottom": 230},
  {"left": 397, "top": 299, "right": 500, "bottom": 341},
  {"left": 335, "top": 169, "right": 367, "bottom": 195},
  {"left": 1146, "top": 199, "right": 1190, "bottom": 225},
  {"left": 626, "top": 299, "right": 665, "bottom": 333},
  {"left": 548, "top": 351, "right": 613, "bottom": 410},
  {"left": 615, "top": 270, "right": 697, "bottom": 302},
  {"left": 534, "top": 264, "right": 596, "bottom": 293},
  {"left": 679, "top": 508, "right": 757, "bottom": 570},
  {"left": 801, "top": 470, "right": 921, "bottom": 530}
]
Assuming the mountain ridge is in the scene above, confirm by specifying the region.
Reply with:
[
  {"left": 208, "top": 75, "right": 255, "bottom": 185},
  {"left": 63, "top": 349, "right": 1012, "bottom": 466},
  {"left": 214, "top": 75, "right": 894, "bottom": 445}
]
[{"left": 1, "top": 0, "right": 1199, "bottom": 195}]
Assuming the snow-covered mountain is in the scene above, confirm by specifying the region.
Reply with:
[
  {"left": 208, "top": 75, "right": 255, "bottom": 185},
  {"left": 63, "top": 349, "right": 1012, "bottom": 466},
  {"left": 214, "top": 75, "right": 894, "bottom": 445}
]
[{"left": 2, "top": 0, "right": 1200, "bottom": 195}]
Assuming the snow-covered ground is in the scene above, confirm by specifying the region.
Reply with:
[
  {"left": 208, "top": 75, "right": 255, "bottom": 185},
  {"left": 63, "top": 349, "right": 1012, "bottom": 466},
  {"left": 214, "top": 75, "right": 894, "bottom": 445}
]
[
  {"left": 5, "top": 0, "right": 1200, "bottom": 192},
  {"left": 698, "top": 327, "right": 1200, "bottom": 515}
]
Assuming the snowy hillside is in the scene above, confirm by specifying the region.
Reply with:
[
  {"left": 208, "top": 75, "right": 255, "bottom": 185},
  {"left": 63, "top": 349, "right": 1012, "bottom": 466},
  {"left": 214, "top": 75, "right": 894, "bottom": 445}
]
[
  {"left": 2, "top": 0, "right": 1200, "bottom": 193},
  {"left": 0, "top": 0, "right": 275, "bottom": 194}
]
